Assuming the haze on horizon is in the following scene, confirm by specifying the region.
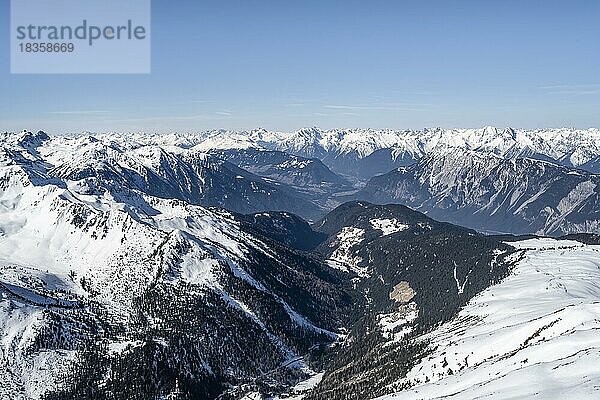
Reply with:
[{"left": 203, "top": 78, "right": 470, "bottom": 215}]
[{"left": 1, "top": 0, "right": 599, "bottom": 133}]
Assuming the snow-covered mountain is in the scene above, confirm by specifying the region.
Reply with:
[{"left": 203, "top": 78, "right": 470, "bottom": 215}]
[
  {"left": 145, "top": 126, "right": 600, "bottom": 235},
  {"left": 206, "top": 148, "right": 352, "bottom": 207},
  {"left": 173, "top": 126, "right": 600, "bottom": 178},
  {"left": 2, "top": 129, "right": 600, "bottom": 400},
  {"left": 34, "top": 126, "right": 600, "bottom": 234},
  {"left": 302, "top": 202, "right": 517, "bottom": 400},
  {"left": 379, "top": 238, "right": 600, "bottom": 400},
  {"left": 0, "top": 132, "right": 518, "bottom": 400},
  {"left": 13, "top": 131, "right": 324, "bottom": 220},
  {"left": 357, "top": 148, "right": 600, "bottom": 236},
  {"left": 0, "top": 130, "right": 352, "bottom": 399}
]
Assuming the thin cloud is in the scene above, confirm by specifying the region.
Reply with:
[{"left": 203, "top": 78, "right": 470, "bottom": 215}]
[
  {"left": 540, "top": 84, "right": 600, "bottom": 96},
  {"left": 366, "top": 91, "right": 435, "bottom": 100},
  {"left": 323, "top": 104, "right": 425, "bottom": 111},
  {"left": 392, "top": 90, "right": 435, "bottom": 96},
  {"left": 284, "top": 103, "right": 305, "bottom": 107},
  {"left": 99, "top": 114, "right": 230, "bottom": 123},
  {"left": 323, "top": 105, "right": 365, "bottom": 110},
  {"left": 190, "top": 99, "right": 216, "bottom": 104},
  {"left": 47, "top": 110, "right": 111, "bottom": 115},
  {"left": 313, "top": 112, "right": 360, "bottom": 117}
]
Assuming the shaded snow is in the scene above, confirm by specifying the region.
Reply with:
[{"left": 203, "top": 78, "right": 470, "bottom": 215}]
[{"left": 272, "top": 371, "right": 325, "bottom": 400}]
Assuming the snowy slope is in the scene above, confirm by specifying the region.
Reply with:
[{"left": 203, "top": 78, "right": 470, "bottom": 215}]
[
  {"left": 305, "top": 202, "right": 518, "bottom": 400},
  {"left": 379, "top": 238, "right": 600, "bottom": 400}
]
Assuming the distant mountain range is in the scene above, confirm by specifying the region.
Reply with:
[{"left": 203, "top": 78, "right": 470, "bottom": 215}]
[
  {"left": 7, "top": 127, "right": 600, "bottom": 235},
  {"left": 163, "top": 126, "right": 600, "bottom": 177},
  {"left": 152, "top": 126, "right": 600, "bottom": 235},
  {"left": 357, "top": 148, "right": 600, "bottom": 236},
  {"left": 207, "top": 148, "right": 352, "bottom": 208},
  {"left": 12, "top": 131, "right": 326, "bottom": 220}
]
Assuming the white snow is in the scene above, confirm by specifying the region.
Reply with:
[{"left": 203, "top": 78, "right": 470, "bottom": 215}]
[
  {"left": 292, "top": 372, "right": 325, "bottom": 393},
  {"left": 108, "top": 340, "right": 143, "bottom": 355},
  {"left": 178, "top": 251, "right": 220, "bottom": 286},
  {"left": 2, "top": 130, "right": 600, "bottom": 399},
  {"left": 0, "top": 132, "right": 341, "bottom": 399},
  {"left": 370, "top": 218, "right": 409, "bottom": 236},
  {"left": 327, "top": 227, "right": 368, "bottom": 276},
  {"left": 377, "top": 303, "right": 419, "bottom": 343},
  {"left": 272, "top": 371, "right": 325, "bottom": 400},
  {"left": 17, "top": 126, "right": 600, "bottom": 172},
  {"left": 452, "top": 262, "right": 472, "bottom": 295}
]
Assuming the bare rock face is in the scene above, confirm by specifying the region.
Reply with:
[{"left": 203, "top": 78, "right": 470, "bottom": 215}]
[{"left": 390, "top": 281, "right": 416, "bottom": 303}]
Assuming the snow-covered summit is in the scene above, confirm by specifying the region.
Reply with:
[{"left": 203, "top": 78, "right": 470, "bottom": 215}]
[
  {"left": 12, "top": 126, "right": 600, "bottom": 179},
  {"left": 154, "top": 126, "right": 600, "bottom": 174}
]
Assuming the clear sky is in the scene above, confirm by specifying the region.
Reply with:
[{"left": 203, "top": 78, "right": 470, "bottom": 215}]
[{"left": 1, "top": 0, "right": 600, "bottom": 133}]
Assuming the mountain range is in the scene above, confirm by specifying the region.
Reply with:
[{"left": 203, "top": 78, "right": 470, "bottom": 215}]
[
  {"left": 144, "top": 126, "right": 600, "bottom": 235},
  {"left": 161, "top": 126, "right": 600, "bottom": 177},
  {"left": 1, "top": 128, "right": 600, "bottom": 399},
  {"left": 358, "top": 148, "right": 600, "bottom": 236}
]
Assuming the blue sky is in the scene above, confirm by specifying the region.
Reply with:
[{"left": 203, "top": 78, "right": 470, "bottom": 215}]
[{"left": 1, "top": 0, "right": 600, "bottom": 133}]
